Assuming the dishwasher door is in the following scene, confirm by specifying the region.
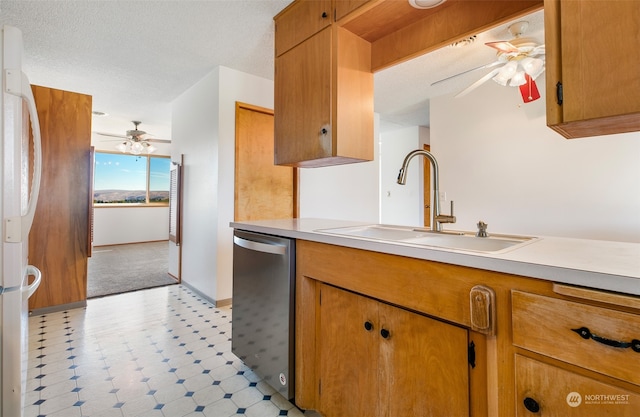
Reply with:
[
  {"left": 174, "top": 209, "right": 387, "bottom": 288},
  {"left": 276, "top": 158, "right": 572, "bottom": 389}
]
[{"left": 231, "top": 230, "right": 295, "bottom": 399}]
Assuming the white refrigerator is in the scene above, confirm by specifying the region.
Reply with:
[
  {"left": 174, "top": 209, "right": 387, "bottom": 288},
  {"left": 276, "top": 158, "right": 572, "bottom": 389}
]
[{"left": 1, "top": 25, "right": 43, "bottom": 417}]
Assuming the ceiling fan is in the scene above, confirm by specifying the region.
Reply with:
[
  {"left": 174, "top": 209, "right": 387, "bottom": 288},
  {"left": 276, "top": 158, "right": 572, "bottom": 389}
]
[
  {"left": 433, "top": 21, "right": 545, "bottom": 103},
  {"left": 96, "top": 121, "right": 170, "bottom": 155}
]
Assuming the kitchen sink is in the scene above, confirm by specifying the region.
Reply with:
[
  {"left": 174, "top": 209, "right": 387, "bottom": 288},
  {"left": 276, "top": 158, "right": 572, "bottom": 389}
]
[{"left": 316, "top": 224, "right": 536, "bottom": 253}]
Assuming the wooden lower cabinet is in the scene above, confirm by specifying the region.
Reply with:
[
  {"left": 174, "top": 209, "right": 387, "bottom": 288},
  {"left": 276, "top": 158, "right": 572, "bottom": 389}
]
[
  {"left": 515, "top": 355, "right": 640, "bottom": 416},
  {"left": 317, "top": 284, "right": 470, "bottom": 417}
]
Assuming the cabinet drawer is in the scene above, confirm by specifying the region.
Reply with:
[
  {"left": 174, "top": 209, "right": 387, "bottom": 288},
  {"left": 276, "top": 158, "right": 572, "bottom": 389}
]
[
  {"left": 516, "top": 354, "right": 640, "bottom": 416},
  {"left": 275, "top": 0, "right": 331, "bottom": 56},
  {"left": 512, "top": 290, "right": 640, "bottom": 386}
]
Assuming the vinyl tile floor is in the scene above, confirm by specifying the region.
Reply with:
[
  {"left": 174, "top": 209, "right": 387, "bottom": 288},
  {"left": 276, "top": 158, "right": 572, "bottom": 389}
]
[{"left": 26, "top": 285, "right": 315, "bottom": 417}]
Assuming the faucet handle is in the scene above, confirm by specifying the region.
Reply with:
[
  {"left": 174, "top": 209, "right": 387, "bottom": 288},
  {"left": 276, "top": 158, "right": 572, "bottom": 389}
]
[
  {"left": 435, "top": 200, "right": 456, "bottom": 225},
  {"left": 476, "top": 221, "right": 489, "bottom": 238}
]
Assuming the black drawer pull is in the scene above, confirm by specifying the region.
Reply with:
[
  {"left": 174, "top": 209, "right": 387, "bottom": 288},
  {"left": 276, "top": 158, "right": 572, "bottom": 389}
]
[
  {"left": 571, "top": 327, "right": 640, "bottom": 352},
  {"left": 380, "top": 328, "right": 390, "bottom": 339},
  {"left": 364, "top": 321, "right": 373, "bottom": 331}
]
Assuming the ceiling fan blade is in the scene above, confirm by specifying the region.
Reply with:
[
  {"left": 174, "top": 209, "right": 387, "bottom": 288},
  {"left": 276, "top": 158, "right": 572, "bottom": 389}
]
[
  {"left": 431, "top": 61, "right": 502, "bottom": 86},
  {"left": 485, "top": 41, "right": 519, "bottom": 54},
  {"left": 145, "top": 138, "right": 171, "bottom": 143},
  {"left": 455, "top": 67, "right": 502, "bottom": 98},
  {"left": 95, "top": 131, "right": 128, "bottom": 139}
]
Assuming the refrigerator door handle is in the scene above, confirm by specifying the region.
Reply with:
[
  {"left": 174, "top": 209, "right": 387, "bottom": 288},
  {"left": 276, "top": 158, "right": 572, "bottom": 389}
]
[
  {"left": 4, "top": 68, "right": 42, "bottom": 242},
  {"left": 233, "top": 235, "right": 287, "bottom": 256},
  {"left": 23, "top": 265, "right": 42, "bottom": 298}
]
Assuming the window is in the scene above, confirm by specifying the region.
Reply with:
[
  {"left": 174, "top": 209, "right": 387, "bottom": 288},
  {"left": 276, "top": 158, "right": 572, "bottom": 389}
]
[{"left": 93, "top": 152, "right": 171, "bottom": 205}]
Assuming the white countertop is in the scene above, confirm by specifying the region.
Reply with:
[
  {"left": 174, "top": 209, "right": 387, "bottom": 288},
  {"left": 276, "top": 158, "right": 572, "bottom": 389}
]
[{"left": 230, "top": 218, "right": 640, "bottom": 296}]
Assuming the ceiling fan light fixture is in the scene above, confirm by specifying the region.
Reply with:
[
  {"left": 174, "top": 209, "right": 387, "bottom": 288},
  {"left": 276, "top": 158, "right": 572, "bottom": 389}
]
[
  {"left": 146, "top": 143, "right": 157, "bottom": 154},
  {"left": 130, "top": 141, "right": 145, "bottom": 155},
  {"left": 521, "top": 57, "right": 545, "bottom": 79},
  {"left": 509, "top": 71, "right": 527, "bottom": 87},
  {"left": 492, "top": 61, "right": 518, "bottom": 86},
  {"left": 408, "top": 0, "right": 447, "bottom": 9},
  {"left": 116, "top": 142, "right": 128, "bottom": 153}
]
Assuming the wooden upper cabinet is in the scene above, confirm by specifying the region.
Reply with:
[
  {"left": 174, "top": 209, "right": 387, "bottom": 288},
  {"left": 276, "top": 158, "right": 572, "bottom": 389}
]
[
  {"left": 274, "top": 22, "right": 374, "bottom": 167},
  {"left": 275, "top": 0, "right": 331, "bottom": 56},
  {"left": 545, "top": 0, "right": 640, "bottom": 138},
  {"left": 334, "top": 0, "right": 371, "bottom": 21}
]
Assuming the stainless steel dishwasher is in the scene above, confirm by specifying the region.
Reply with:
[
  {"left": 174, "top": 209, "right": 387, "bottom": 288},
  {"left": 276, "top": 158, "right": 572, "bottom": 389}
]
[{"left": 231, "top": 229, "right": 295, "bottom": 399}]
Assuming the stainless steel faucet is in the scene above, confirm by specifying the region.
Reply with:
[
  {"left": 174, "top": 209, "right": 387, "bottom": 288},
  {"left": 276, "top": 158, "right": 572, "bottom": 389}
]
[{"left": 397, "top": 149, "right": 456, "bottom": 232}]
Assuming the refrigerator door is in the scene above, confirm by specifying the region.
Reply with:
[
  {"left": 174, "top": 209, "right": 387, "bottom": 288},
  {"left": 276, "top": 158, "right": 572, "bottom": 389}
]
[{"left": 1, "top": 25, "right": 43, "bottom": 417}]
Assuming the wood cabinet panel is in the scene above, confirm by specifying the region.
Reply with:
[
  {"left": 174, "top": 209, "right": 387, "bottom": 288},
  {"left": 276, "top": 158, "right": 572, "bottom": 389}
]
[
  {"left": 318, "top": 284, "right": 379, "bottom": 416},
  {"left": 28, "top": 85, "right": 92, "bottom": 310},
  {"left": 274, "top": 26, "right": 373, "bottom": 167},
  {"left": 515, "top": 355, "right": 640, "bottom": 416},
  {"left": 512, "top": 290, "right": 640, "bottom": 386},
  {"left": 544, "top": 0, "right": 640, "bottom": 138},
  {"left": 317, "top": 283, "right": 469, "bottom": 417},
  {"left": 334, "top": 0, "right": 371, "bottom": 22},
  {"left": 275, "top": 0, "right": 331, "bottom": 56},
  {"left": 379, "top": 300, "right": 469, "bottom": 416},
  {"left": 274, "top": 27, "right": 332, "bottom": 166}
]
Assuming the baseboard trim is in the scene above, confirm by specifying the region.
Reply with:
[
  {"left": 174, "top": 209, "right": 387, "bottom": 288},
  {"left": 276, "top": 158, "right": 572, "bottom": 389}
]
[
  {"left": 180, "top": 282, "right": 231, "bottom": 308},
  {"left": 30, "top": 300, "right": 87, "bottom": 316}
]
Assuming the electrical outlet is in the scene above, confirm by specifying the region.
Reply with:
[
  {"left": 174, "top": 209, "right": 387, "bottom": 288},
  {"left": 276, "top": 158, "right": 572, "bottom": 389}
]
[{"left": 439, "top": 191, "right": 447, "bottom": 202}]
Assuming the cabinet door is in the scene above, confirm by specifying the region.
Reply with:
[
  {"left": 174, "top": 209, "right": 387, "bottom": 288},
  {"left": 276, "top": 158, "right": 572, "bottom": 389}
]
[
  {"left": 274, "top": 27, "right": 332, "bottom": 166},
  {"left": 334, "top": 0, "right": 370, "bottom": 21},
  {"left": 275, "top": 0, "right": 331, "bottom": 56},
  {"left": 545, "top": 0, "right": 640, "bottom": 137},
  {"left": 516, "top": 355, "right": 640, "bottom": 416},
  {"left": 318, "top": 284, "right": 379, "bottom": 416},
  {"left": 379, "top": 302, "right": 470, "bottom": 417}
]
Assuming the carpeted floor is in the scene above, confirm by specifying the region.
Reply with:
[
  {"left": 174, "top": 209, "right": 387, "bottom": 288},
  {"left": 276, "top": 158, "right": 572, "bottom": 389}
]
[{"left": 87, "top": 241, "right": 177, "bottom": 298}]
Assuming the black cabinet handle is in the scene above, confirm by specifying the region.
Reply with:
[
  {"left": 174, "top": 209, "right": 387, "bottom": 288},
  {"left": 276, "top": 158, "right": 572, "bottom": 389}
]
[
  {"left": 556, "top": 81, "right": 563, "bottom": 105},
  {"left": 364, "top": 321, "right": 373, "bottom": 331},
  {"left": 320, "top": 127, "right": 328, "bottom": 135},
  {"left": 571, "top": 327, "right": 640, "bottom": 352},
  {"left": 523, "top": 397, "right": 540, "bottom": 413},
  {"left": 321, "top": 11, "right": 328, "bottom": 18},
  {"left": 380, "top": 328, "right": 390, "bottom": 339}
]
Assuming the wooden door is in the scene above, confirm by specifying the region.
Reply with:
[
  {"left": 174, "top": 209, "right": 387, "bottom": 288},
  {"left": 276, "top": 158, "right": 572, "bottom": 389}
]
[
  {"left": 318, "top": 284, "right": 379, "bottom": 416},
  {"left": 423, "top": 144, "right": 431, "bottom": 227},
  {"left": 379, "top": 302, "right": 470, "bottom": 417},
  {"left": 234, "top": 103, "right": 295, "bottom": 221},
  {"left": 29, "top": 85, "right": 92, "bottom": 310}
]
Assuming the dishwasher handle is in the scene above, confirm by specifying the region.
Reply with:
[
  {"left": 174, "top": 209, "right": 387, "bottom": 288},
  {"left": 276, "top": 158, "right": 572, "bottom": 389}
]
[{"left": 233, "top": 235, "right": 287, "bottom": 255}]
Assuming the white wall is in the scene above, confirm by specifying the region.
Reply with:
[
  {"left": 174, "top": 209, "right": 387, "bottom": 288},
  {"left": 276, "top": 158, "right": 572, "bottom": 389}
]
[
  {"left": 298, "top": 116, "right": 381, "bottom": 222},
  {"left": 171, "top": 66, "right": 274, "bottom": 303},
  {"left": 430, "top": 73, "right": 640, "bottom": 242},
  {"left": 93, "top": 207, "right": 169, "bottom": 246},
  {"left": 379, "top": 125, "right": 429, "bottom": 226}
]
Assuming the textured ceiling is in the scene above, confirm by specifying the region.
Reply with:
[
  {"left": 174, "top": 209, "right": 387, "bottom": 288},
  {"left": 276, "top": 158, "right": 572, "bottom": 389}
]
[{"left": 0, "top": 1, "right": 543, "bottom": 138}]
